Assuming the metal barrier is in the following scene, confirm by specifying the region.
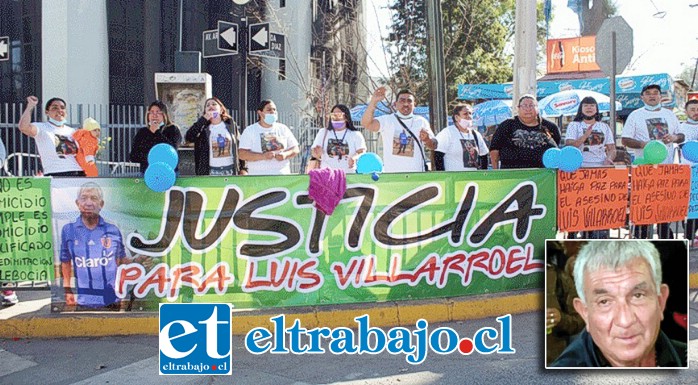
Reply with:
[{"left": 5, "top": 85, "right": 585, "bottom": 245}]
[{"left": 2, "top": 152, "right": 140, "bottom": 177}]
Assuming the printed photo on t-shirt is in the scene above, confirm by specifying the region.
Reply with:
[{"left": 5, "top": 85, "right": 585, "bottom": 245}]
[
  {"left": 586, "top": 131, "right": 605, "bottom": 146},
  {"left": 392, "top": 130, "right": 414, "bottom": 157},
  {"left": 460, "top": 139, "right": 479, "bottom": 168},
  {"left": 512, "top": 129, "right": 554, "bottom": 149},
  {"left": 645, "top": 118, "right": 668, "bottom": 140},
  {"left": 54, "top": 135, "right": 78, "bottom": 158},
  {"left": 326, "top": 138, "right": 349, "bottom": 160},
  {"left": 210, "top": 134, "right": 231, "bottom": 158},
  {"left": 260, "top": 133, "right": 284, "bottom": 153}
]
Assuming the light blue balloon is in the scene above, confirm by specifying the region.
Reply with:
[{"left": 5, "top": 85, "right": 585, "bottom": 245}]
[
  {"left": 559, "top": 146, "right": 583, "bottom": 173},
  {"left": 542, "top": 147, "right": 561, "bottom": 169},
  {"left": 144, "top": 162, "right": 176, "bottom": 192},
  {"left": 356, "top": 152, "right": 383, "bottom": 174},
  {"left": 682, "top": 141, "right": 698, "bottom": 163},
  {"left": 148, "top": 143, "right": 179, "bottom": 169}
]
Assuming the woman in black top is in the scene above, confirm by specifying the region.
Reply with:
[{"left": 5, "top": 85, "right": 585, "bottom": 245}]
[
  {"left": 185, "top": 97, "right": 245, "bottom": 176},
  {"left": 489, "top": 94, "right": 560, "bottom": 169},
  {"left": 129, "top": 101, "right": 181, "bottom": 174}
]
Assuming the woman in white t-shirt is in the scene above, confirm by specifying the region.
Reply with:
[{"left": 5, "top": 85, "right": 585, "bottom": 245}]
[
  {"left": 434, "top": 103, "right": 489, "bottom": 171},
  {"left": 564, "top": 96, "right": 616, "bottom": 240},
  {"left": 310, "top": 104, "right": 367, "bottom": 172},
  {"left": 564, "top": 96, "right": 616, "bottom": 168},
  {"left": 238, "top": 100, "right": 300, "bottom": 175},
  {"left": 18, "top": 95, "right": 85, "bottom": 176},
  {"left": 185, "top": 97, "right": 245, "bottom": 176}
]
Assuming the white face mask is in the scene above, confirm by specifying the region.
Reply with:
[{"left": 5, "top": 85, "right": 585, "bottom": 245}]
[
  {"left": 458, "top": 119, "right": 472, "bottom": 129},
  {"left": 395, "top": 111, "right": 414, "bottom": 119}
]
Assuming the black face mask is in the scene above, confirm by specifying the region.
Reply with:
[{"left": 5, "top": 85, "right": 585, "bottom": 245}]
[{"left": 582, "top": 113, "right": 596, "bottom": 120}]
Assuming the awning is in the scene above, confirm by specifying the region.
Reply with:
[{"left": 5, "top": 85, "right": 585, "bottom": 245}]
[{"left": 457, "top": 73, "right": 676, "bottom": 110}]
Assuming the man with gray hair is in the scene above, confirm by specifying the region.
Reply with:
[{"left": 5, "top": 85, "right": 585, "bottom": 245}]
[
  {"left": 60, "top": 182, "right": 126, "bottom": 310},
  {"left": 550, "top": 241, "right": 686, "bottom": 367}
]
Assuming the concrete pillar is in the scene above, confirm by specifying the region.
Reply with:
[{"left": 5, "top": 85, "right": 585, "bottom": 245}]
[
  {"left": 42, "top": 0, "right": 109, "bottom": 116},
  {"left": 512, "top": 0, "right": 538, "bottom": 115}
]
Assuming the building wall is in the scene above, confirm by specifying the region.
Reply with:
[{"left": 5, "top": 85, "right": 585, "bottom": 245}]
[
  {"left": 42, "top": 0, "right": 109, "bottom": 108},
  {"left": 259, "top": 2, "right": 313, "bottom": 128}
]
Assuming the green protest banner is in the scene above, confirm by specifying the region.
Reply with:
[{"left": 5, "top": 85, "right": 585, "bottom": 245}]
[
  {"left": 0, "top": 177, "right": 54, "bottom": 282},
  {"left": 50, "top": 170, "right": 556, "bottom": 311}
]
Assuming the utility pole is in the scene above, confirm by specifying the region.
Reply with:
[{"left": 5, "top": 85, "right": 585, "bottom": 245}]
[
  {"left": 424, "top": 0, "right": 447, "bottom": 132},
  {"left": 691, "top": 56, "right": 698, "bottom": 91},
  {"left": 232, "top": 0, "right": 251, "bottom": 129},
  {"left": 512, "top": 0, "right": 538, "bottom": 114}
]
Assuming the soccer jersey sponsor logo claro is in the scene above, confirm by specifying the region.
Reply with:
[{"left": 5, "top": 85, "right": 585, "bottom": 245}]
[{"left": 74, "top": 255, "right": 112, "bottom": 268}]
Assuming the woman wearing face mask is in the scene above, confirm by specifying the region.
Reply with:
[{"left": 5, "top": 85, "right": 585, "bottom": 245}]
[
  {"left": 310, "top": 104, "right": 367, "bottom": 172},
  {"left": 185, "top": 97, "right": 246, "bottom": 176},
  {"left": 238, "top": 100, "right": 299, "bottom": 175},
  {"left": 17, "top": 95, "right": 85, "bottom": 176},
  {"left": 434, "top": 103, "right": 489, "bottom": 171},
  {"left": 129, "top": 100, "right": 182, "bottom": 175}
]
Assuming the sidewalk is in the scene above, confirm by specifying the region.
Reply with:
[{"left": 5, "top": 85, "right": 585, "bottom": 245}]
[
  {"left": 0, "top": 289, "right": 540, "bottom": 338},
  {"left": 1, "top": 246, "right": 696, "bottom": 339}
]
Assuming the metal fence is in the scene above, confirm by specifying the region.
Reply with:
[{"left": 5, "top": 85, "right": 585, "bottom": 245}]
[{"left": 0, "top": 103, "right": 380, "bottom": 176}]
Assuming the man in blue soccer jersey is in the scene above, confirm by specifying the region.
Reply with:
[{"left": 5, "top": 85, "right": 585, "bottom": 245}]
[{"left": 60, "top": 182, "right": 126, "bottom": 310}]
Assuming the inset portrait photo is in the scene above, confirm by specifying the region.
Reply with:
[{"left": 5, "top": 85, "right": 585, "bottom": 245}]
[{"left": 545, "top": 240, "right": 688, "bottom": 369}]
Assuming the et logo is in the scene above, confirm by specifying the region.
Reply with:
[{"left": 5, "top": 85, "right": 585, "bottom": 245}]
[{"left": 159, "top": 303, "right": 233, "bottom": 375}]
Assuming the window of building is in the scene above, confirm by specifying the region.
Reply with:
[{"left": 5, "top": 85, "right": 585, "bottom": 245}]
[
  {"left": 279, "top": 59, "right": 286, "bottom": 81},
  {"left": 0, "top": 0, "right": 41, "bottom": 104}
]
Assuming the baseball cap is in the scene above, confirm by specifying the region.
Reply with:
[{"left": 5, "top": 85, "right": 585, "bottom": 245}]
[
  {"left": 82, "top": 117, "right": 101, "bottom": 132},
  {"left": 641, "top": 84, "right": 661, "bottom": 94}
]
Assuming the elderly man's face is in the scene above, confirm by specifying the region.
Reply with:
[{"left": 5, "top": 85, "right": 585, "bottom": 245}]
[
  {"left": 76, "top": 188, "right": 104, "bottom": 217},
  {"left": 574, "top": 257, "right": 669, "bottom": 367}
]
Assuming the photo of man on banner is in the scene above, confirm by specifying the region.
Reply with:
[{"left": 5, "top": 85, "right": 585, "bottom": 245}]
[{"left": 59, "top": 182, "right": 128, "bottom": 311}]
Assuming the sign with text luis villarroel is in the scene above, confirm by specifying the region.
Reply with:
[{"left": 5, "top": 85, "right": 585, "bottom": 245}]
[
  {"left": 159, "top": 303, "right": 233, "bottom": 375},
  {"left": 49, "top": 170, "right": 555, "bottom": 311}
]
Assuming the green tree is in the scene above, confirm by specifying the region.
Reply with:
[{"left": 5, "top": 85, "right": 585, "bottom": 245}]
[
  {"left": 386, "top": 0, "right": 547, "bottom": 104},
  {"left": 677, "top": 62, "right": 698, "bottom": 89}
]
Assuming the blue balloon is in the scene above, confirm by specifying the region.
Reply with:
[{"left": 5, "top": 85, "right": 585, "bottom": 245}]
[
  {"left": 144, "top": 162, "right": 176, "bottom": 192},
  {"left": 682, "top": 141, "right": 698, "bottom": 163},
  {"left": 559, "top": 146, "right": 583, "bottom": 173},
  {"left": 148, "top": 143, "right": 179, "bottom": 169},
  {"left": 542, "top": 147, "right": 561, "bottom": 169},
  {"left": 356, "top": 152, "right": 383, "bottom": 174}
]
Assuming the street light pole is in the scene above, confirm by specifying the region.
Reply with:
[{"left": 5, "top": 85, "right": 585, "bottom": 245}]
[{"left": 233, "top": 0, "right": 250, "bottom": 129}]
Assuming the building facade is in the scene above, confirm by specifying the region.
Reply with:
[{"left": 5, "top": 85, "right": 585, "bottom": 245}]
[{"left": 0, "top": 0, "right": 369, "bottom": 127}]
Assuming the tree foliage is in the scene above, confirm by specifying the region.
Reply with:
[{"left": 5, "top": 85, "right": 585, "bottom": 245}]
[{"left": 386, "top": 0, "right": 521, "bottom": 104}]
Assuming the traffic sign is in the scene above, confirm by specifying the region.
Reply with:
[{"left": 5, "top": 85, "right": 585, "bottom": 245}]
[
  {"left": 217, "top": 21, "right": 238, "bottom": 53},
  {"left": 249, "top": 23, "right": 270, "bottom": 53},
  {"left": 595, "top": 17, "right": 633, "bottom": 76},
  {"left": 202, "top": 29, "right": 235, "bottom": 58},
  {"left": 249, "top": 33, "right": 286, "bottom": 59},
  {"left": 0, "top": 37, "right": 9, "bottom": 62}
]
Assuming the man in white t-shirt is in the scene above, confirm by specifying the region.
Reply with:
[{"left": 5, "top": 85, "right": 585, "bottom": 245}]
[
  {"left": 621, "top": 84, "right": 680, "bottom": 239},
  {"left": 621, "top": 84, "right": 680, "bottom": 164},
  {"left": 238, "top": 100, "right": 300, "bottom": 175},
  {"left": 360, "top": 87, "right": 436, "bottom": 173},
  {"left": 18, "top": 95, "right": 85, "bottom": 176}
]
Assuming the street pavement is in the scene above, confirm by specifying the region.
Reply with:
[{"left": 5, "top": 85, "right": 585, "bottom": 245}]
[{"left": 1, "top": 302, "right": 697, "bottom": 385}]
